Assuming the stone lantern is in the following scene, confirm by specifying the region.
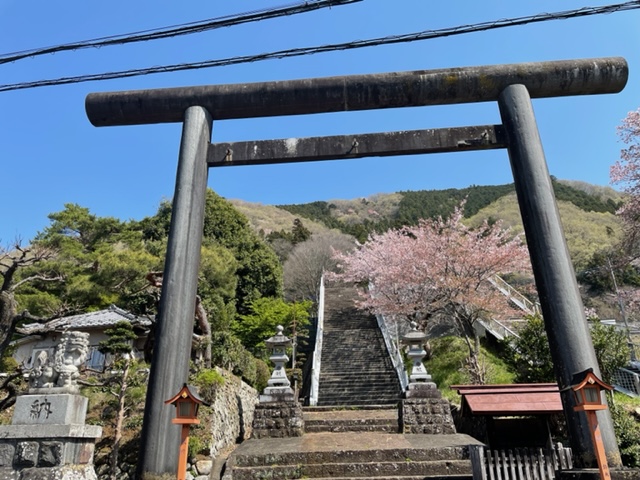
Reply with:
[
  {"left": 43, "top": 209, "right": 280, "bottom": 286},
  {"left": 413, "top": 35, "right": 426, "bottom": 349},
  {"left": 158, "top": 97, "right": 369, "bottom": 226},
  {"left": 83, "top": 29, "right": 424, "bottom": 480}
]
[
  {"left": 401, "top": 321, "right": 439, "bottom": 399},
  {"left": 260, "top": 325, "right": 294, "bottom": 402},
  {"left": 403, "top": 321, "right": 432, "bottom": 383},
  {"left": 399, "top": 321, "right": 456, "bottom": 435}
]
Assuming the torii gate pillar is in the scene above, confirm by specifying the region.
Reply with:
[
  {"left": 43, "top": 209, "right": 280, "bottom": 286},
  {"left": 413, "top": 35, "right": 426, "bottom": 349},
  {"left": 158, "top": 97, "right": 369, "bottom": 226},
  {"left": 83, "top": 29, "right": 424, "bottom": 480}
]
[
  {"left": 137, "top": 106, "right": 212, "bottom": 477},
  {"left": 498, "top": 84, "right": 620, "bottom": 467}
]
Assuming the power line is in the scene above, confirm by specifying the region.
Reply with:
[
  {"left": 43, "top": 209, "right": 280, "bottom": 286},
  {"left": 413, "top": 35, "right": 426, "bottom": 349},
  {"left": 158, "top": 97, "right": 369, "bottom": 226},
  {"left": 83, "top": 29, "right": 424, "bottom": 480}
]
[
  {"left": 1, "top": 1, "right": 638, "bottom": 93},
  {"left": 0, "top": 0, "right": 362, "bottom": 65}
]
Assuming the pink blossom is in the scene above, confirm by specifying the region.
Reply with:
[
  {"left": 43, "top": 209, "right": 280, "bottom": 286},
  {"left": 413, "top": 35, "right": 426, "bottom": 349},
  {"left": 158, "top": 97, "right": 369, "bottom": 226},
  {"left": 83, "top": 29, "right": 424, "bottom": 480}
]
[{"left": 331, "top": 204, "right": 532, "bottom": 329}]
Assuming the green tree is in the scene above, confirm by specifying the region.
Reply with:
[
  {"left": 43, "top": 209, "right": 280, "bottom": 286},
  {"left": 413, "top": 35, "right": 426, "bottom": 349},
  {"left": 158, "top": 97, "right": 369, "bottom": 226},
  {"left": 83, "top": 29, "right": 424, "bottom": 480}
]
[
  {"left": 503, "top": 314, "right": 555, "bottom": 383},
  {"left": 149, "top": 190, "right": 283, "bottom": 315},
  {"left": 98, "top": 321, "right": 139, "bottom": 480},
  {"left": 26, "top": 204, "right": 162, "bottom": 315},
  {"left": 610, "top": 401, "right": 640, "bottom": 467},
  {"left": 291, "top": 218, "right": 312, "bottom": 244},
  {"left": 590, "top": 321, "right": 630, "bottom": 384},
  {"left": 233, "top": 297, "right": 311, "bottom": 360},
  {"left": 0, "top": 244, "right": 62, "bottom": 358}
]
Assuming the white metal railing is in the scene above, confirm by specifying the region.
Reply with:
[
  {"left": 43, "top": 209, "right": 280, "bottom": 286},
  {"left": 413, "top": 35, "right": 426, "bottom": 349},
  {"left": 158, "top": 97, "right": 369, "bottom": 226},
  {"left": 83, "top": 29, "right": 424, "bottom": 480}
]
[
  {"left": 376, "top": 313, "right": 409, "bottom": 391},
  {"left": 477, "top": 317, "right": 520, "bottom": 341},
  {"left": 490, "top": 275, "right": 540, "bottom": 316},
  {"left": 612, "top": 367, "right": 640, "bottom": 397},
  {"left": 309, "top": 275, "right": 325, "bottom": 406}
]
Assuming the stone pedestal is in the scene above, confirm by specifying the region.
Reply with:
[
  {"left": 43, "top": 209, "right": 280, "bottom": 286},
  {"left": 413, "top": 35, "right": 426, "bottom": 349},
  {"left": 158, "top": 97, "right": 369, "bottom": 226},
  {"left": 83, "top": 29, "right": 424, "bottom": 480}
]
[
  {"left": 251, "top": 402, "right": 304, "bottom": 439},
  {"left": 0, "top": 394, "right": 101, "bottom": 479},
  {"left": 400, "top": 396, "right": 457, "bottom": 434}
]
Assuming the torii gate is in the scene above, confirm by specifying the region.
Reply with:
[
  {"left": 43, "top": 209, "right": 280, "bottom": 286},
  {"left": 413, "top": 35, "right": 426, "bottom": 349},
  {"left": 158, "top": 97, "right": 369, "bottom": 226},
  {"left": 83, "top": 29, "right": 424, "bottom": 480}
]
[{"left": 86, "top": 57, "right": 628, "bottom": 478}]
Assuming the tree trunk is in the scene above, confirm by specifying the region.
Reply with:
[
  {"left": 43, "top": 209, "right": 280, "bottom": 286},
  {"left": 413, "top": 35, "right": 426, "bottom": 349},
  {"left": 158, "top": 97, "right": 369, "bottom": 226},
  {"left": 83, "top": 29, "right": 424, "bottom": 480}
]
[
  {"left": 109, "top": 357, "right": 130, "bottom": 480},
  {"left": 0, "top": 291, "right": 18, "bottom": 359},
  {"left": 195, "top": 296, "right": 211, "bottom": 368}
]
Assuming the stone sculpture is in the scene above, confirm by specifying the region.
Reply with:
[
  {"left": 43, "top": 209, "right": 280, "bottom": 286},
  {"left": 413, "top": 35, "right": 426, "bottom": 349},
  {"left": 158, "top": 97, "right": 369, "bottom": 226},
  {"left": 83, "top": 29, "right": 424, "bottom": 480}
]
[{"left": 28, "top": 330, "right": 90, "bottom": 393}]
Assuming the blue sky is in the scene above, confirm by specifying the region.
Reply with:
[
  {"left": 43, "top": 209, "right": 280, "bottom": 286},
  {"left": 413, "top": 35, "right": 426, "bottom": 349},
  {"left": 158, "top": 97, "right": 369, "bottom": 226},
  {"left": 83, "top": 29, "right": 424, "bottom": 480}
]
[{"left": 1, "top": 0, "right": 639, "bottom": 243}]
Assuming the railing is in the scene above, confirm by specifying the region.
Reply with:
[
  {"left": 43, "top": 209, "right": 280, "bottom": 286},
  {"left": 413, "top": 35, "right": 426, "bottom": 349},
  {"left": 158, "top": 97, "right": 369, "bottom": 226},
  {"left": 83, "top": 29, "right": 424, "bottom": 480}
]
[
  {"left": 376, "top": 313, "right": 409, "bottom": 391},
  {"left": 470, "top": 444, "right": 573, "bottom": 480},
  {"left": 489, "top": 275, "right": 540, "bottom": 316},
  {"left": 308, "top": 275, "right": 325, "bottom": 406},
  {"left": 477, "top": 317, "right": 520, "bottom": 341},
  {"left": 612, "top": 366, "right": 640, "bottom": 397}
]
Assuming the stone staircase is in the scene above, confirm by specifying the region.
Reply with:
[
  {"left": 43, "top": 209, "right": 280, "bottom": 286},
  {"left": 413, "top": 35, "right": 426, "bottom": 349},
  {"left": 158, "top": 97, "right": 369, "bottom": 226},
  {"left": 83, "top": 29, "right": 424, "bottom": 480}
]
[
  {"left": 220, "top": 282, "right": 480, "bottom": 480},
  {"left": 304, "top": 406, "right": 399, "bottom": 433},
  {"left": 317, "top": 284, "right": 402, "bottom": 407},
  {"left": 222, "top": 431, "right": 480, "bottom": 480}
]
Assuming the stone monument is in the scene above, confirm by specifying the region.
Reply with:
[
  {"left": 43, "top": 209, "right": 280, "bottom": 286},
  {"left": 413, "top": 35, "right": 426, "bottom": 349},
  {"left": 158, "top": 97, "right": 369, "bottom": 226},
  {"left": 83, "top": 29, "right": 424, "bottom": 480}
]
[
  {"left": 0, "top": 331, "right": 102, "bottom": 479},
  {"left": 252, "top": 326, "right": 304, "bottom": 438},
  {"left": 399, "top": 322, "right": 456, "bottom": 434}
]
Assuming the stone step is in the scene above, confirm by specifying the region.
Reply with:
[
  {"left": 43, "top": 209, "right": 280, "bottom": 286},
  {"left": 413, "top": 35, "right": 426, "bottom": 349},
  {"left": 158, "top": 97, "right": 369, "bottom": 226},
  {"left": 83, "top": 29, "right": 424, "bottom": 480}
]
[
  {"left": 304, "top": 405, "right": 397, "bottom": 412},
  {"left": 318, "top": 379, "right": 400, "bottom": 386},
  {"left": 305, "top": 423, "right": 399, "bottom": 433},
  {"left": 304, "top": 414, "right": 399, "bottom": 433},
  {"left": 228, "top": 432, "right": 479, "bottom": 468},
  {"left": 316, "top": 398, "right": 400, "bottom": 405},
  {"left": 319, "top": 372, "right": 399, "bottom": 379},
  {"left": 317, "top": 382, "right": 400, "bottom": 390},
  {"left": 305, "top": 476, "right": 472, "bottom": 480},
  {"left": 230, "top": 459, "right": 472, "bottom": 479}
]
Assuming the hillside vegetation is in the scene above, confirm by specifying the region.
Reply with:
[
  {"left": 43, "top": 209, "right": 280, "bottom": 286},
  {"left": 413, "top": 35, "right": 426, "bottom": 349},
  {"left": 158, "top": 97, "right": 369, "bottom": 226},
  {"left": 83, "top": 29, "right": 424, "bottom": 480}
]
[{"left": 276, "top": 178, "right": 623, "bottom": 243}]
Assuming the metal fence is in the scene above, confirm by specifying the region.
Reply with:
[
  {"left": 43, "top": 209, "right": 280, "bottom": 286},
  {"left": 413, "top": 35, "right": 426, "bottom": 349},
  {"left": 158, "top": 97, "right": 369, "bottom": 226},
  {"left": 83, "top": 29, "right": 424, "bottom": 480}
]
[{"left": 612, "top": 366, "right": 640, "bottom": 397}]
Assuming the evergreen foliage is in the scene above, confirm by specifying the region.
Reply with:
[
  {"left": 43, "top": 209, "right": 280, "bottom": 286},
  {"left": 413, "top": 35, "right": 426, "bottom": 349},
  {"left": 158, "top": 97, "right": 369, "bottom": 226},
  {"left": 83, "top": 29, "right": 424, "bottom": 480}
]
[
  {"left": 502, "top": 314, "right": 556, "bottom": 383},
  {"left": 277, "top": 180, "right": 619, "bottom": 242}
]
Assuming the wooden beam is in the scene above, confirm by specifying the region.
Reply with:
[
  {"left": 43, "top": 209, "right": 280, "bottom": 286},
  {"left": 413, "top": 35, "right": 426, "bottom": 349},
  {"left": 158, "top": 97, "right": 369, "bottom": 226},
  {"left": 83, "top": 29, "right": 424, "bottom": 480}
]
[{"left": 208, "top": 125, "right": 506, "bottom": 167}]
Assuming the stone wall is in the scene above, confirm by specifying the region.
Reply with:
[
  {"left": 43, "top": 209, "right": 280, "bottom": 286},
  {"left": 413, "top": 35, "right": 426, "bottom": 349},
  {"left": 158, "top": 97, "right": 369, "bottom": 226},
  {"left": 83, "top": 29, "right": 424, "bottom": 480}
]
[
  {"left": 94, "top": 368, "right": 258, "bottom": 480},
  {"left": 208, "top": 368, "right": 258, "bottom": 458},
  {"left": 251, "top": 402, "right": 304, "bottom": 439},
  {"left": 400, "top": 398, "right": 457, "bottom": 434}
]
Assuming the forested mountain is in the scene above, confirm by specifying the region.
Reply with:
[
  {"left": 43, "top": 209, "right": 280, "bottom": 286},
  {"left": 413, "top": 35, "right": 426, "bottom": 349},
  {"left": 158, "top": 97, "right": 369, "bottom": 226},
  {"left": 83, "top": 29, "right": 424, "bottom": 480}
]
[{"left": 275, "top": 178, "right": 623, "bottom": 243}]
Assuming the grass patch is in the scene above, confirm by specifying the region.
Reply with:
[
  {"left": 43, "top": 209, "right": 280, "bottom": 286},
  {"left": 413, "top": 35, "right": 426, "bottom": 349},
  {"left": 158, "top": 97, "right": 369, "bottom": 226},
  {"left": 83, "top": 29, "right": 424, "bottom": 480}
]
[{"left": 425, "top": 336, "right": 516, "bottom": 404}]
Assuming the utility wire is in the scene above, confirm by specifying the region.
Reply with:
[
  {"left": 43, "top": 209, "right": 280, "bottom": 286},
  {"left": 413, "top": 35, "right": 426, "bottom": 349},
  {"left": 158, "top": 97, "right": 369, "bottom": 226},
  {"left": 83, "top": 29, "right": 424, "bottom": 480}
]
[
  {"left": 0, "top": 0, "right": 362, "bottom": 65},
  {"left": 1, "top": 1, "right": 638, "bottom": 93}
]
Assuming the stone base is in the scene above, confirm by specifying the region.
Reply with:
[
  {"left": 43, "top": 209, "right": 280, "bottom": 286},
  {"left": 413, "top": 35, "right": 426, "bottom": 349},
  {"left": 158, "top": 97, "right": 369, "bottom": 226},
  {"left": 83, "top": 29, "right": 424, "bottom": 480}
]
[
  {"left": 12, "top": 395, "right": 88, "bottom": 426},
  {"left": 259, "top": 387, "right": 295, "bottom": 403},
  {"left": 0, "top": 464, "right": 98, "bottom": 480},
  {"left": 559, "top": 469, "right": 640, "bottom": 480},
  {"left": 251, "top": 402, "right": 304, "bottom": 439},
  {"left": 404, "top": 382, "right": 442, "bottom": 399},
  {"left": 400, "top": 398, "right": 456, "bottom": 434},
  {"left": 0, "top": 425, "right": 102, "bottom": 469}
]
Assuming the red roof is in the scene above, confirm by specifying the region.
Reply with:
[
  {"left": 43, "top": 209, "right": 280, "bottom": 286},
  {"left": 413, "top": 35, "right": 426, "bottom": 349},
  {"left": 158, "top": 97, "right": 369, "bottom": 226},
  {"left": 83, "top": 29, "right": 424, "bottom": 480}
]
[{"left": 450, "top": 383, "right": 563, "bottom": 416}]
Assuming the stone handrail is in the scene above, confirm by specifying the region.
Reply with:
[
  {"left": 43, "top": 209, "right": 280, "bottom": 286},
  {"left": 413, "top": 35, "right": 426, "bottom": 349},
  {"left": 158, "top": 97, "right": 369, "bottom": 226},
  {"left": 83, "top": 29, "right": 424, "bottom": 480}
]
[
  {"left": 376, "top": 313, "right": 409, "bottom": 391},
  {"left": 309, "top": 275, "right": 325, "bottom": 406}
]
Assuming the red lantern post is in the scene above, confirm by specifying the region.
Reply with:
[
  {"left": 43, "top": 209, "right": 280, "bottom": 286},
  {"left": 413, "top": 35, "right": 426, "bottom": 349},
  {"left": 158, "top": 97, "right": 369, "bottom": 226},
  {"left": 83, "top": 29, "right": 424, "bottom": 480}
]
[
  {"left": 571, "top": 369, "right": 614, "bottom": 480},
  {"left": 165, "top": 384, "right": 206, "bottom": 480}
]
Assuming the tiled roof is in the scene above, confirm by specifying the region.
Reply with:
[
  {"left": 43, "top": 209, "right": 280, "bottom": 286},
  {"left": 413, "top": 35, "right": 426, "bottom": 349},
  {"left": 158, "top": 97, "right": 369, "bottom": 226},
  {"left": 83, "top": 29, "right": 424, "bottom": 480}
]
[
  {"left": 18, "top": 305, "right": 152, "bottom": 335},
  {"left": 450, "top": 383, "right": 563, "bottom": 416}
]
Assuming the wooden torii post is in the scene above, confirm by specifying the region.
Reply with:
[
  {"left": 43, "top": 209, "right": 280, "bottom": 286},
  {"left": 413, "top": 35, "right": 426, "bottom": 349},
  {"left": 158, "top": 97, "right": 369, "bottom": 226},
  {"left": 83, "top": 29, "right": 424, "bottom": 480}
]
[{"left": 85, "top": 57, "right": 628, "bottom": 478}]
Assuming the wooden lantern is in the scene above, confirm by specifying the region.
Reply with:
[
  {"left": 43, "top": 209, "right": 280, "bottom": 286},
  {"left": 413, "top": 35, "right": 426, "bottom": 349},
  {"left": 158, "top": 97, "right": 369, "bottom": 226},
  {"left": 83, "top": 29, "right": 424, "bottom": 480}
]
[
  {"left": 571, "top": 369, "right": 612, "bottom": 411},
  {"left": 165, "top": 384, "right": 206, "bottom": 480},
  {"left": 570, "top": 368, "right": 613, "bottom": 480}
]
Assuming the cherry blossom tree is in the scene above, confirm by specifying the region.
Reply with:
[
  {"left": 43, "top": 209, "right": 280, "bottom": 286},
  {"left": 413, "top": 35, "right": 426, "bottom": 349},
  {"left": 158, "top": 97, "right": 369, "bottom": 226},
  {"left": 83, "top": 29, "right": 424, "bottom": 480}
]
[
  {"left": 611, "top": 108, "right": 640, "bottom": 247},
  {"left": 331, "top": 204, "right": 531, "bottom": 383}
]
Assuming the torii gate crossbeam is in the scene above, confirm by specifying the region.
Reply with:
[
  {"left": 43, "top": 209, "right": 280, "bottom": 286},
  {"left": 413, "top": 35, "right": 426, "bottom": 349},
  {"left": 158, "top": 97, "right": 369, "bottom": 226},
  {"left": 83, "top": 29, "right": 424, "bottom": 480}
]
[{"left": 85, "top": 57, "right": 628, "bottom": 478}]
